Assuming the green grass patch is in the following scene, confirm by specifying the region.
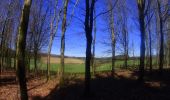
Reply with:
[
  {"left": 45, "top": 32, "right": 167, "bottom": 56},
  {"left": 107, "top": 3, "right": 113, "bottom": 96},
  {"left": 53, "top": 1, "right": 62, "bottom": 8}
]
[{"left": 27, "top": 58, "right": 159, "bottom": 73}]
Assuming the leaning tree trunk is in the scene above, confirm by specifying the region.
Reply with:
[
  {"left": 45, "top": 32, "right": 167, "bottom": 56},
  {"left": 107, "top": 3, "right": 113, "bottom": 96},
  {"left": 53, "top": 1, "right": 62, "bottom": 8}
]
[
  {"left": 137, "top": 0, "right": 145, "bottom": 82},
  {"left": 59, "top": 0, "right": 69, "bottom": 87},
  {"left": 16, "top": 0, "right": 32, "bottom": 99}
]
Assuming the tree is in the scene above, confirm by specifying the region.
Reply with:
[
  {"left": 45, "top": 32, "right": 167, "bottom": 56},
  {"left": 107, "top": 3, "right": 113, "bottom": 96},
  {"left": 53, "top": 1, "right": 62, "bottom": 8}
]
[
  {"left": 137, "top": 0, "right": 146, "bottom": 82},
  {"left": 156, "top": 0, "right": 169, "bottom": 75},
  {"left": 84, "top": 0, "right": 95, "bottom": 96},
  {"left": 47, "top": 0, "right": 62, "bottom": 81},
  {"left": 59, "top": 0, "right": 69, "bottom": 86},
  {"left": 132, "top": 40, "right": 135, "bottom": 66},
  {"left": 0, "top": 0, "right": 19, "bottom": 75},
  {"left": 91, "top": 4, "right": 97, "bottom": 76},
  {"left": 107, "top": 0, "right": 117, "bottom": 76},
  {"left": 116, "top": 0, "right": 129, "bottom": 69},
  {"left": 16, "top": 0, "right": 32, "bottom": 99},
  {"left": 0, "top": 0, "right": 22, "bottom": 80},
  {"left": 145, "top": 1, "right": 153, "bottom": 73},
  {"left": 28, "top": 0, "right": 49, "bottom": 74},
  {"left": 147, "top": 15, "right": 153, "bottom": 73},
  {"left": 167, "top": 17, "right": 170, "bottom": 67},
  {"left": 157, "top": 0, "right": 164, "bottom": 75}
]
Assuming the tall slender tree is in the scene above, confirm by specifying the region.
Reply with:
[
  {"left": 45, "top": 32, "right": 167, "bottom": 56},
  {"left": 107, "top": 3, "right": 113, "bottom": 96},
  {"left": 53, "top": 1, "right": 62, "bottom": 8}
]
[
  {"left": 116, "top": 0, "right": 129, "bottom": 69},
  {"left": 47, "top": 0, "right": 61, "bottom": 81},
  {"left": 84, "top": 0, "right": 95, "bottom": 96},
  {"left": 137, "top": 0, "right": 146, "bottom": 82},
  {"left": 0, "top": 1, "right": 13, "bottom": 75},
  {"left": 167, "top": 18, "right": 170, "bottom": 67},
  {"left": 91, "top": 5, "right": 97, "bottom": 76},
  {"left": 16, "top": 0, "right": 32, "bottom": 99},
  {"left": 108, "top": 0, "right": 116, "bottom": 76},
  {"left": 146, "top": 4, "right": 153, "bottom": 73},
  {"left": 157, "top": 0, "right": 164, "bottom": 75},
  {"left": 29, "top": 0, "right": 49, "bottom": 74},
  {"left": 156, "top": 0, "right": 169, "bottom": 75},
  {"left": 60, "top": 0, "right": 69, "bottom": 86}
]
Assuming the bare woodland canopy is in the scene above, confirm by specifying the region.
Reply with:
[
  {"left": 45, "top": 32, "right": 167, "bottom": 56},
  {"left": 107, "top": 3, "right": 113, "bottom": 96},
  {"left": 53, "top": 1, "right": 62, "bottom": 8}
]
[{"left": 0, "top": 0, "right": 170, "bottom": 100}]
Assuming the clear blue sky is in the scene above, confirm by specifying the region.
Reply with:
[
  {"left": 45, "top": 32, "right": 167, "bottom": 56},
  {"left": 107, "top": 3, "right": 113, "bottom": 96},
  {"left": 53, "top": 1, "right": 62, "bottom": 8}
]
[{"left": 50, "top": 0, "right": 141, "bottom": 57}]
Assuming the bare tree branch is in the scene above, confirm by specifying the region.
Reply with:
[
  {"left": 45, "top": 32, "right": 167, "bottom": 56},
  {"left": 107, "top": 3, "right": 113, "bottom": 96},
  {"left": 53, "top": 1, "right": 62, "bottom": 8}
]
[{"left": 93, "top": 0, "right": 118, "bottom": 20}]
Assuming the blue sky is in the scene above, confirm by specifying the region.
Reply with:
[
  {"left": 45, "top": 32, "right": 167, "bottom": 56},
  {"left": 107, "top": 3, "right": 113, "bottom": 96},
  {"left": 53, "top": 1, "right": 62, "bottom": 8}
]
[{"left": 50, "top": 0, "right": 141, "bottom": 57}]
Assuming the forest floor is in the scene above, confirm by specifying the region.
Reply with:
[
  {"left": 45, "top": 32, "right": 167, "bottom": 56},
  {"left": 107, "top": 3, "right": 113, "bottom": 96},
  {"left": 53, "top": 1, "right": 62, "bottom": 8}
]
[{"left": 0, "top": 69, "right": 170, "bottom": 100}]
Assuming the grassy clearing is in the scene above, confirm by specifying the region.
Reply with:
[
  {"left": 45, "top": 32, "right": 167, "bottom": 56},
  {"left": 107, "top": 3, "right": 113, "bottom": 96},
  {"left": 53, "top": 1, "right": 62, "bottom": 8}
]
[
  {"left": 41, "top": 56, "right": 84, "bottom": 64},
  {"left": 28, "top": 59, "right": 141, "bottom": 73},
  {"left": 10, "top": 57, "right": 158, "bottom": 74}
]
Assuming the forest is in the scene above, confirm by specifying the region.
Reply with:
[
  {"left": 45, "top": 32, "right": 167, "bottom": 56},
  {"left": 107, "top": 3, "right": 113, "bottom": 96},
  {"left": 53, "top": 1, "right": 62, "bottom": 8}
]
[{"left": 0, "top": 0, "right": 170, "bottom": 100}]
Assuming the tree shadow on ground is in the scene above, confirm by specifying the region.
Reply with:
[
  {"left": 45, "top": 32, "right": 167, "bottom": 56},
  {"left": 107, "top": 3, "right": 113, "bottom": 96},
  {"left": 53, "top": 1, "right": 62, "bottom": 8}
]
[
  {"left": 31, "top": 70, "right": 170, "bottom": 100},
  {"left": 0, "top": 71, "right": 16, "bottom": 86},
  {"left": 0, "top": 71, "right": 46, "bottom": 87}
]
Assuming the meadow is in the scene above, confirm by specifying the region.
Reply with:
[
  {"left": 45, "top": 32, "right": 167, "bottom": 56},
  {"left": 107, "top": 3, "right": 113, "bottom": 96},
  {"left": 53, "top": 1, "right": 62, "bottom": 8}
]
[{"left": 28, "top": 56, "right": 143, "bottom": 73}]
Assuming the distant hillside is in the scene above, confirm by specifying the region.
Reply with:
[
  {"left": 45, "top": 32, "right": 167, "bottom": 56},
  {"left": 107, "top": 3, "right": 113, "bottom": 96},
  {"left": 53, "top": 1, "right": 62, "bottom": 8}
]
[
  {"left": 40, "top": 53, "right": 85, "bottom": 59},
  {"left": 40, "top": 54, "right": 84, "bottom": 64}
]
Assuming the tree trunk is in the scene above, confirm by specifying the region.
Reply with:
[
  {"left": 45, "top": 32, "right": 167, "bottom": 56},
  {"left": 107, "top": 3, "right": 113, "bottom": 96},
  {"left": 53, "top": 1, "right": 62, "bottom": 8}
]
[
  {"left": 108, "top": 0, "right": 116, "bottom": 76},
  {"left": 111, "top": 41, "right": 115, "bottom": 75},
  {"left": 84, "top": 0, "right": 95, "bottom": 96},
  {"left": 137, "top": 0, "right": 145, "bottom": 82},
  {"left": 91, "top": 6, "right": 96, "bottom": 76},
  {"left": 157, "top": 0, "right": 164, "bottom": 76},
  {"left": 47, "top": 0, "right": 60, "bottom": 81},
  {"left": 0, "top": 16, "right": 7, "bottom": 74},
  {"left": 16, "top": 0, "right": 32, "bottom": 99},
  {"left": 145, "top": 31, "right": 149, "bottom": 69},
  {"left": 59, "top": 0, "right": 69, "bottom": 86},
  {"left": 146, "top": 8, "right": 153, "bottom": 72},
  {"left": 47, "top": 36, "right": 53, "bottom": 81},
  {"left": 124, "top": 31, "right": 128, "bottom": 69},
  {"left": 34, "top": 50, "right": 37, "bottom": 74},
  {"left": 168, "top": 43, "right": 170, "bottom": 67},
  {"left": 148, "top": 24, "right": 152, "bottom": 73}
]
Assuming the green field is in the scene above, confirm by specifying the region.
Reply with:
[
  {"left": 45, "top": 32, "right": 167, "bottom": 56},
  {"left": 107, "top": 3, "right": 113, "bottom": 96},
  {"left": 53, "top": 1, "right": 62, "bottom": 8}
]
[
  {"left": 10, "top": 57, "right": 158, "bottom": 73},
  {"left": 28, "top": 59, "right": 143, "bottom": 73}
]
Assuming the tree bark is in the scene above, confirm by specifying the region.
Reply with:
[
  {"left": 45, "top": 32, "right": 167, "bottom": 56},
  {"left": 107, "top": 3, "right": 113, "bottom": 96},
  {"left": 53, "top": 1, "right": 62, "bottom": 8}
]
[
  {"left": 148, "top": 22, "right": 152, "bottom": 73},
  {"left": 34, "top": 50, "right": 38, "bottom": 74},
  {"left": 47, "top": 0, "right": 60, "bottom": 81},
  {"left": 168, "top": 42, "right": 170, "bottom": 67},
  {"left": 16, "top": 0, "right": 32, "bottom": 99},
  {"left": 108, "top": 0, "right": 116, "bottom": 76},
  {"left": 47, "top": 35, "right": 54, "bottom": 80},
  {"left": 91, "top": 5, "right": 96, "bottom": 76},
  {"left": 137, "top": 0, "right": 145, "bottom": 82},
  {"left": 59, "top": 0, "right": 69, "bottom": 86},
  {"left": 84, "top": 0, "right": 95, "bottom": 96},
  {"left": 124, "top": 25, "right": 128, "bottom": 69},
  {"left": 157, "top": 0, "right": 164, "bottom": 76}
]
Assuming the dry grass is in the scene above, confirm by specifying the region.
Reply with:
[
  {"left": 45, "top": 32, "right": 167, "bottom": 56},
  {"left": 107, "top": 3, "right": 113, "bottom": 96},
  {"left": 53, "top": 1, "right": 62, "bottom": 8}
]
[{"left": 41, "top": 56, "right": 84, "bottom": 64}]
